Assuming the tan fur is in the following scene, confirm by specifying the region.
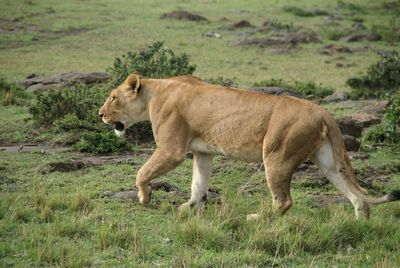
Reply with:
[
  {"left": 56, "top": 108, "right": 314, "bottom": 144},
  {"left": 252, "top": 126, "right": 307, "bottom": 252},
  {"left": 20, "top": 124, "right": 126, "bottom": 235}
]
[{"left": 99, "top": 74, "right": 399, "bottom": 218}]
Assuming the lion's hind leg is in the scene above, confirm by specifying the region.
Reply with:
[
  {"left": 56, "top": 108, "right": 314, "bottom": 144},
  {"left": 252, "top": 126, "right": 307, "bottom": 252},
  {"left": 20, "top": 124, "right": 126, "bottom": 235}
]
[{"left": 311, "top": 139, "right": 370, "bottom": 219}]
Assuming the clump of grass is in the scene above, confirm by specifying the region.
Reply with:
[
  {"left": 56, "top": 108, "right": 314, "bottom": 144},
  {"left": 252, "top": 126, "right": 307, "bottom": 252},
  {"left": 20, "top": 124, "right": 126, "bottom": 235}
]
[
  {"left": 69, "top": 192, "right": 93, "bottom": 214},
  {"left": 97, "top": 221, "right": 144, "bottom": 256},
  {"left": 0, "top": 76, "right": 31, "bottom": 106},
  {"left": 253, "top": 78, "right": 334, "bottom": 98},
  {"left": 56, "top": 218, "right": 90, "bottom": 238},
  {"left": 347, "top": 51, "right": 400, "bottom": 98},
  {"left": 176, "top": 215, "right": 229, "bottom": 252}
]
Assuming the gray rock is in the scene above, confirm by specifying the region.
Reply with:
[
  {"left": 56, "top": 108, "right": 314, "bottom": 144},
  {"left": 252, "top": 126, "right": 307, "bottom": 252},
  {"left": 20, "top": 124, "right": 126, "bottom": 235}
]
[
  {"left": 336, "top": 117, "right": 363, "bottom": 137},
  {"left": 342, "top": 135, "right": 361, "bottom": 152},
  {"left": 340, "top": 32, "right": 382, "bottom": 42},
  {"left": 323, "top": 91, "right": 349, "bottom": 102},
  {"left": 22, "top": 72, "right": 111, "bottom": 91},
  {"left": 350, "top": 113, "right": 381, "bottom": 127},
  {"left": 249, "top": 87, "right": 304, "bottom": 98}
]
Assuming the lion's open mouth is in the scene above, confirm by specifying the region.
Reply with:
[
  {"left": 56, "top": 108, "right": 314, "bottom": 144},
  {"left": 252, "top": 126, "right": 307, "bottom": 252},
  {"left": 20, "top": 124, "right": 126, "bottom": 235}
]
[{"left": 114, "top": 121, "right": 125, "bottom": 131}]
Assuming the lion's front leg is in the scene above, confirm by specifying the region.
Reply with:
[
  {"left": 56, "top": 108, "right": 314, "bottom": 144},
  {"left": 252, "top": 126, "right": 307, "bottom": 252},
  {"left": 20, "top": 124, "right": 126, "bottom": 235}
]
[
  {"left": 179, "top": 152, "right": 213, "bottom": 210},
  {"left": 136, "top": 149, "right": 186, "bottom": 204}
]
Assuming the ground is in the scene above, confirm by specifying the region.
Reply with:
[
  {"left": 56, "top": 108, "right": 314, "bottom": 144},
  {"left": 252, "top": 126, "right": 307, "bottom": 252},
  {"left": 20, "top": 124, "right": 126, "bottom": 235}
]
[{"left": 1, "top": 0, "right": 400, "bottom": 267}]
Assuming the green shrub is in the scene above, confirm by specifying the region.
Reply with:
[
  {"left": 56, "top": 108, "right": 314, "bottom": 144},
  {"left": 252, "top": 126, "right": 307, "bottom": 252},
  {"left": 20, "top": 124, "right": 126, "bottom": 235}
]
[
  {"left": 108, "top": 41, "right": 196, "bottom": 85},
  {"left": 347, "top": 51, "right": 400, "bottom": 98},
  {"left": 30, "top": 83, "right": 108, "bottom": 128},
  {"left": 73, "top": 132, "right": 129, "bottom": 153},
  {"left": 365, "top": 96, "right": 400, "bottom": 144},
  {"left": 0, "top": 76, "right": 31, "bottom": 106},
  {"left": 253, "top": 78, "right": 334, "bottom": 98}
]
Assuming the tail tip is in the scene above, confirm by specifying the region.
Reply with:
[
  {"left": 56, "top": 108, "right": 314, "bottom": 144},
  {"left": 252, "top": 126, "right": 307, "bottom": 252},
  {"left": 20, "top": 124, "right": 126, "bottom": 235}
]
[{"left": 387, "top": 190, "right": 400, "bottom": 201}]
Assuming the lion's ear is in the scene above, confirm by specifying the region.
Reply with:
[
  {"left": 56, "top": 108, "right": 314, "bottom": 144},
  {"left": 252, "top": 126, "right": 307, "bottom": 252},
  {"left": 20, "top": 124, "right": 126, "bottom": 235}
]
[{"left": 125, "top": 73, "right": 141, "bottom": 94}]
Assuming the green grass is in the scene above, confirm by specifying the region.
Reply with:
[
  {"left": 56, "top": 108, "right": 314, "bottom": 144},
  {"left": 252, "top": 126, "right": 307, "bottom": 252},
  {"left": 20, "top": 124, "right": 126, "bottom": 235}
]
[
  {"left": 1, "top": 0, "right": 400, "bottom": 266},
  {"left": 1, "top": 148, "right": 400, "bottom": 266}
]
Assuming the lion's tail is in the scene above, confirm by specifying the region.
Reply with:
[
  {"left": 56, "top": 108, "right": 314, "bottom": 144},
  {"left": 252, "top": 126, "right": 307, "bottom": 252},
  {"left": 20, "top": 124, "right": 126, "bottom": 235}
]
[{"left": 322, "top": 111, "right": 400, "bottom": 205}]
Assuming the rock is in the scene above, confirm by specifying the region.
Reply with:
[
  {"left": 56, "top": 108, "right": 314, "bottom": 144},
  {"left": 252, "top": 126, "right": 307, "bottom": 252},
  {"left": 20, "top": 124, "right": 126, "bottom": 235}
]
[
  {"left": 40, "top": 160, "right": 91, "bottom": 174},
  {"left": 348, "top": 151, "right": 369, "bottom": 160},
  {"left": 340, "top": 32, "right": 382, "bottom": 42},
  {"left": 160, "top": 10, "right": 208, "bottom": 21},
  {"left": 361, "top": 100, "right": 389, "bottom": 115},
  {"left": 22, "top": 72, "right": 111, "bottom": 91},
  {"left": 230, "top": 37, "right": 285, "bottom": 47},
  {"left": 151, "top": 181, "right": 181, "bottom": 193},
  {"left": 350, "top": 113, "right": 381, "bottom": 127},
  {"left": 231, "top": 31, "right": 319, "bottom": 47},
  {"left": 105, "top": 190, "right": 138, "bottom": 200},
  {"left": 320, "top": 44, "right": 352, "bottom": 55},
  {"left": 342, "top": 135, "right": 361, "bottom": 152},
  {"left": 229, "top": 20, "right": 254, "bottom": 29},
  {"left": 204, "top": 31, "right": 221, "bottom": 38},
  {"left": 336, "top": 117, "right": 363, "bottom": 137},
  {"left": 249, "top": 87, "right": 304, "bottom": 98},
  {"left": 284, "top": 31, "right": 320, "bottom": 44},
  {"left": 247, "top": 214, "right": 261, "bottom": 221},
  {"left": 323, "top": 91, "right": 349, "bottom": 102}
]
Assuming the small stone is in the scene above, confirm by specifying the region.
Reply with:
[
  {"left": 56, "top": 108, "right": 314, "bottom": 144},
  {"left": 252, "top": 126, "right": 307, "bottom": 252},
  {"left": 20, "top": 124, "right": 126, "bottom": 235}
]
[{"left": 246, "top": 213, "right": 261, "bottom": 221}]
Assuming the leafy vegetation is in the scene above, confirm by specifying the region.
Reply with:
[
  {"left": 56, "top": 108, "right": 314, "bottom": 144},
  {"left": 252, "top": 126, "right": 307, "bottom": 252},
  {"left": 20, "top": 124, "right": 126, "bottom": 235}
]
[
  {"left": 253, "top": 78, "right": 334, "bottom": 98},
  {"left": 347, "top": 51, "right": 400, "bottom": 98},
  {"left": 108, "top": 41, "right": 196, "bottom": 85},
  {"left": 366, "top": 96, "right": 400, "bottom": 144},
  {"left": 73, "top": 132, "right": 130, "bottom": 153}
]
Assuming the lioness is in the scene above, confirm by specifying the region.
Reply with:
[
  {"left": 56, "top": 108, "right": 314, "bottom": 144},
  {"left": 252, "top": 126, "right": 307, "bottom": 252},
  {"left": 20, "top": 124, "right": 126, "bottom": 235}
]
[{"left": 99, "top": 73, "right": 400, "bottom": 219}]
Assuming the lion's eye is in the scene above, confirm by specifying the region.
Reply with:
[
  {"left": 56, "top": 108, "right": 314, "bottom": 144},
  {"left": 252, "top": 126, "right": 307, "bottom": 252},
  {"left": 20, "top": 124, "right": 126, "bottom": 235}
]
[{"left": 110, "top": 96, "right": 117, "bottom": 102}]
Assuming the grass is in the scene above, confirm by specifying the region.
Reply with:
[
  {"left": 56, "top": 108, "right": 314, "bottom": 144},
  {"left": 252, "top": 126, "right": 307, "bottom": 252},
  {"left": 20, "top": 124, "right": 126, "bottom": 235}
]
[
  {"left": 1, "top": 0, "right": 400, "bottom": 266},
  {"left": 0, "top": 147, "right": 400, "bottom": 266}
]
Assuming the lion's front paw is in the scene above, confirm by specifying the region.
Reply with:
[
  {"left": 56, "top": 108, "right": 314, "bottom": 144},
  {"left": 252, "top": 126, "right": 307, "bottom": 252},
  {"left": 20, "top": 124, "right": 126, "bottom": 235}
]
[
  {"left": 137, "top": 184, "right": 152, "bottom": 204},
  {"left": 179, "top": 200, "right": 203, "bottom": 211}
]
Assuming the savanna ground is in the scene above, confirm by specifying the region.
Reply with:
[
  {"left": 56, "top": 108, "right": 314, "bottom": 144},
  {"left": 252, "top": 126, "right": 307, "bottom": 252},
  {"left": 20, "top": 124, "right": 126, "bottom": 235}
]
[{"left": 1, "top": 0, "right": 400, "bottom": 266}]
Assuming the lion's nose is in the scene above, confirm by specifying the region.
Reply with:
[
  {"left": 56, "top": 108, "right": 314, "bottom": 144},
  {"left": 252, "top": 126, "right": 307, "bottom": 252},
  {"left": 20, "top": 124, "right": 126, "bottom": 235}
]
[{"left": 98, "top": 112, "right": 104, "bottom": 118}]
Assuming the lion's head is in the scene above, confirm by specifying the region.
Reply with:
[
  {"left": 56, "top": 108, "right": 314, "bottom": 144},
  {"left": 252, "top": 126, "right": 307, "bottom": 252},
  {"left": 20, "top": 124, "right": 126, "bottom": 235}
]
[{"left": 99, "top": 74, "right": 148, "bottom": 137}]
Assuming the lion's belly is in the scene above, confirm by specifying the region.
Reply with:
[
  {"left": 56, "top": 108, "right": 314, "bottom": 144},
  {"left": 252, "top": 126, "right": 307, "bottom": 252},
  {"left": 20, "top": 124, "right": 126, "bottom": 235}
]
[{"left": 189, "top": 138, "right": 263, "bottom": 162}]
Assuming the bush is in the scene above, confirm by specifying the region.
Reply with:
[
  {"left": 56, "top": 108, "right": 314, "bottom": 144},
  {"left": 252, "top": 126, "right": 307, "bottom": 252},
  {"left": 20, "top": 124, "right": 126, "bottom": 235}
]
[
  {"left": 29, "top": 84, "right": 130, "bottom": 153},
  {"left": 365, "top": 96, "right": 400, "bottom": 144},
  {"left": 108, "top": 41, "right": 196, "bottom": 85},
  {"left": 0, "top": 76, "right": 31, "bottom": 106},
  {"left": 30, "top": 83, "right": 108, "bottom": 128},
  {"left": 253, "top": 78, "right": 334, "bottom": 98},
  {"left": 347, "top": 51, "right": 400, "bottom": 98},
  {"left": 73, "top": 132, "right": 129, "bottom": 153}
]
